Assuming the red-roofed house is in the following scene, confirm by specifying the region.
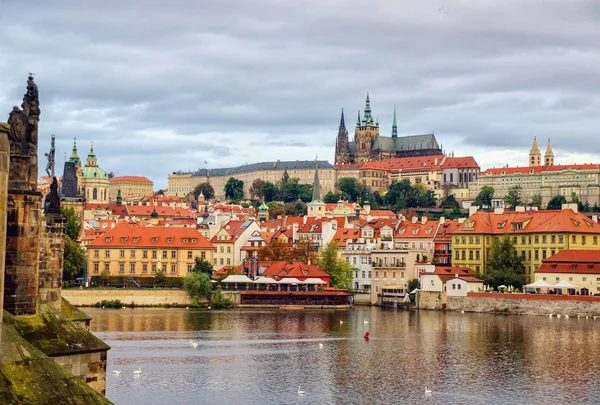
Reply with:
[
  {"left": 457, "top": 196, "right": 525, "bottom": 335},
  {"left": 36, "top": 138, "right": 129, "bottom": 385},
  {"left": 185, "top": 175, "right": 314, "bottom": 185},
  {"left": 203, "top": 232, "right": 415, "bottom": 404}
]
[
  {"left": 535, "top": 250, "right": 600, "bottom": 295},
  {"left": 419, "top": 264, "right": 483, "bottom": 297},
  {"left": 87, "top": 221, "right": 213, "bottom": 278}
]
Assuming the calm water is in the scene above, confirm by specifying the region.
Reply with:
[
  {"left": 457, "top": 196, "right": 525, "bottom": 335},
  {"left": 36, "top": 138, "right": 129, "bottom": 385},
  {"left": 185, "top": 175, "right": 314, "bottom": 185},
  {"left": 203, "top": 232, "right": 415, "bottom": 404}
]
[{"left": 88, "top": 307, "right": 600, "bottom": 405}]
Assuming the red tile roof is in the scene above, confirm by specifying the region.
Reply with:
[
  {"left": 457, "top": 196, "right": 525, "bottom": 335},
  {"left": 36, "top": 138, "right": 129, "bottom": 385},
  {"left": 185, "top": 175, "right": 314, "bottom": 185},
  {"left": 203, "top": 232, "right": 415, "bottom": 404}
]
[
  {"left": 368, "top": 210, "right": 396, "bottom": 219},
  {"left": 87, "top": 221, "right": 213, "bottom": 248},
  {"left": 453, "top": 208, "right": 598, "bottom": 235},
  {"left": 441, "top": 156, "right": 479, "bottom": 169},
  {"left": 331, "top": 228, "right": 361, "bottom": 247},
  {"left": 360, "top": 161, "right": 389, "bottom": 170},
  {"left": 127, "top": 205, "right": 197, "bottom": 218},
  {"left": 482, "top": 164, "right": 600, "bottom": 176},
  {"left": 395, "top": 221, "right": 440, "bottom": 238},
  {"left": 110, "top": 176, "right": 153, "bottom": 183},
  {"left": 385, "top": 155, "right": 446, "bottom": 171},
  {"left": 536, "top": 250, "right": 600, "bottom": 274}
]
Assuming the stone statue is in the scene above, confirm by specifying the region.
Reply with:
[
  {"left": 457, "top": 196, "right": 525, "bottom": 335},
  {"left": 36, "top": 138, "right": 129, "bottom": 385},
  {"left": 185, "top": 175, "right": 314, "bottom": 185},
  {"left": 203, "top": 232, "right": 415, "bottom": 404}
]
[
  {"left": 44, "top": 176, "right": 61, "bottom": 214},
  {"left": 44, "top": 134, "right": 55, "bottom": 177}
]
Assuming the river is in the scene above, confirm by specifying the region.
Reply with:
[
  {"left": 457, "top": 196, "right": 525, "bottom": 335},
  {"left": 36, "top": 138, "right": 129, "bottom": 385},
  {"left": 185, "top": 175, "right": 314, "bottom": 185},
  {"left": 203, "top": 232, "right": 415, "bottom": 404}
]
[{"left": 88, "top": 307, "right": 600, "bottom": 405}]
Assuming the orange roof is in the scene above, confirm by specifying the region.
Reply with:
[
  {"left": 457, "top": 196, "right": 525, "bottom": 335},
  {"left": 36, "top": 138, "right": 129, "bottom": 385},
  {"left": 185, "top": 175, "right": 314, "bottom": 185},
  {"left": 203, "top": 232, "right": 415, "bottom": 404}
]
[
  {"left": 368, "top": 210, "right": 396, "bottom": 219},
  {"left": 87, "top": 221, "right": 213, "bottom": 248},
  {"left": 482, "top": 163, "right": 600, "bottom": 176},
  {"left": 537, "top": 250, "right": 600, "bottom": 274},
  {"left": 110, "top": 176, "right": 153, "bottom": 183},
  {"left": 261, "top": 261, "right": 330, "bottom": 281},
  {"left": 395, "top": 221, "right": 440, "bottom": 238},
  {"left": 331, "top": 228, "right": 361, "bottom": 247},
  {"left": 452, "top": 208, "right": 599, "bottom": 235},
  {"left": 298, "top": 217, "right": 345, "bottom": 233},
  {"left": 385, "top": 155, "right": 446, "bottom": 171},
  {"left": 441, "top": 156, "right": 479, "bottom": 169},
  {"left": 126, "top": 205, "right": 197, "bottom": 218},
  {"left": 430, "top": 266, "right": 483, "bottom": 283},
  {"left": 434, "top": 220, "right": 462, "bottom": 242},
  {"left": 334, "top": 163, "right": 362, "bottom": 170},
  {"left": 360, "top": 161, "right": 389, "bottom": 170}
]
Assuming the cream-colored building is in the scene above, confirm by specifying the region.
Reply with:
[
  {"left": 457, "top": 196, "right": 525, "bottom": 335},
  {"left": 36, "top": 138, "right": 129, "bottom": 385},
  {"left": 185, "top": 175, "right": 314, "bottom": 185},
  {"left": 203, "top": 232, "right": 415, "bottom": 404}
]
[
  {"left": 109, "top": 175, "right": 154, "bottom": 201},
  {"left": 211, "top": 219, "right": 261, "bottom": 268},
  {"left": 167, "top": 160, "right": 337, "bottom": 200},
  {"left": 534, "top": 249, "right": 600, "bottom": 295},
  {"left": 87, "top": 222, "right": 214, "bottom": 278}
]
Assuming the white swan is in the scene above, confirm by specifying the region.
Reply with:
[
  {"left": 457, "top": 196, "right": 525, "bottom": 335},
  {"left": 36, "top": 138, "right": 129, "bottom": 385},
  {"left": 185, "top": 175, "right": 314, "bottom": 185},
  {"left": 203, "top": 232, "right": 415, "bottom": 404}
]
[
  {"left": 319, "top": 343, "right": 323, "bottom": 349},
  {"left": 364, "top": 320, "right": 369, "bottom": 324},
  {"left": 297, "top": 386, "right": 305, "bottom": 395},
  {"left": 339, "top": 320, "right": 344, "bottom": 324},
  {"left": 425, "top": 387, "right": 432, "bottom": 395},
  {"left": 548, "top": 314, "right": 553, "bottom": 318},
  {"left": 461, "top": 310, "right": 465, "bottom": 314},
  {"left": 557, "top": 314, "right": 561, "bottom": 319},
  {"left": 189, "top": 339, "right": 198, "bottom": 348},
  {"left": 112, "top": 370, "right": 122, "bottom": 375},
  {"left": 565, "top": 315, "right": 569, "bottom": 319},
  {"left": 133, "top": 368, "right": 142, "bottom": 375}
]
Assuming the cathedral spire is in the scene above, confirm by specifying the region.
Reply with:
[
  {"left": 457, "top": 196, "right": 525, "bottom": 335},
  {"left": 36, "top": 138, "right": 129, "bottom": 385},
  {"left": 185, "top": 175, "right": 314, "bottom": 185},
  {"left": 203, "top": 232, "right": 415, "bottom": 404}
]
[
  {"left": 311, "top": 160, "right": 322, "bottom": 202},
  {"left": 363, "top": 91, "right": 374, "bottom": 126},
  {"left": 335, "top": 108, "right": 350, "bottom": 164},
  {"left": 391, "top": 105, "right": 398, "bottom": 140},
  {"left": 356, "top": 110, "right": 361, "bottom": 127},
  {"left": 339, "top": 108, "right": 346, "bottom": 129},
  {"left": 69, "top": 137, "right": 81, "bottom": 166}
]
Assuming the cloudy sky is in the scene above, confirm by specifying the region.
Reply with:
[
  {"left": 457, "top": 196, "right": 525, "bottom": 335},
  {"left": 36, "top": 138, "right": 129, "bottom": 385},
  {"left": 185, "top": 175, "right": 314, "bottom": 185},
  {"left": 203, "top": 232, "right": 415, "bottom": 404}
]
[{"left": 2, "top": 0, "right": 600, "bottom": 189}]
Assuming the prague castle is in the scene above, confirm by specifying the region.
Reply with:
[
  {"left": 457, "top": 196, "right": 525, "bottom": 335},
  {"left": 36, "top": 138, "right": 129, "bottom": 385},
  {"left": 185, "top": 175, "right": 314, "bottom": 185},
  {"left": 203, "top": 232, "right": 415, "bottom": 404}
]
[{"left": 335, "top": 93, "right": 442, "bottom": 164}]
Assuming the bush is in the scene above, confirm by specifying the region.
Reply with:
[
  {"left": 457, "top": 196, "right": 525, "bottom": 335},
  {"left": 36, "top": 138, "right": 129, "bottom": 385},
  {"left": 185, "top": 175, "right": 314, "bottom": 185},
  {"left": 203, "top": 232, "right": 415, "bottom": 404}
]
[
  {"left": 489, "top": 287, "right": 495, "bottom": 292},
  {"left": 89, "top": 276, "right": 184, "bottom": 288},
  {"left": 93, "top": 299, "right": 124, "bottom": 308},
  {"left": 216, "top": 298, "right": 234, "bottom": 309},
  {"left": 513, "top": 288, "right": 520, "bottom": 293}
]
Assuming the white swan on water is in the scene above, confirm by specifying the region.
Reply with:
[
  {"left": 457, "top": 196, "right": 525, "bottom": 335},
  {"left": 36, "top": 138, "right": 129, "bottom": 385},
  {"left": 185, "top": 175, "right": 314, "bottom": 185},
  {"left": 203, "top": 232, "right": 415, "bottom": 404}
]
[
  {"left": 297, "top": 387, "right": 305, "bottom": 395},
  {"left": 319, "top": 343, "right": 323, "bottom": 348},
  {"left": 112, "top": 370, "right": 122, "bottom": 375},
  {"left": 425, "top": 387, "right": 432, "bottom": 395},
  {"left": 339, "top": 320, "right": 344, "bottom": 324},
  {"left": 133, "top": 368, "right": 142, "bottom": 375},
  {"left": 189, "top": 340, "right": 198, "bottom": 348}
]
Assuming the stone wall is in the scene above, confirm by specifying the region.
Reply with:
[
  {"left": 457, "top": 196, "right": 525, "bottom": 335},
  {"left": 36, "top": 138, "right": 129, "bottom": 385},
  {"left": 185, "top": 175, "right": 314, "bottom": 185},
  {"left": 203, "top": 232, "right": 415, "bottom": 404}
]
[
  {"left": 38, "top": 211, "right": 65, "bottom": 311},
  {"left": 417, "top": 291, "right": 446, "bottom": 310},
  {"left": 53, "top": 351, "right": 107, "bottom": 396},
  {"left": 446, "top": 292, "right": 600, "bottom": 316},
  {"left": 62, "top": 289, "right": 195, "bottom": 306},
  {"left": 0, "top": 123, "right": 10, "bottom": 323},
  {"left": 5, "top": 191, "right": 42, "bottom": 315}
]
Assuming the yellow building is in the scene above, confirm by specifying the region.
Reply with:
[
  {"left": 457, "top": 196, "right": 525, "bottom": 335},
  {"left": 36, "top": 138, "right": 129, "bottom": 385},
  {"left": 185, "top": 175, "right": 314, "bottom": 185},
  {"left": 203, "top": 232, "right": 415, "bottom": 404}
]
[
  {"left": 87, "top": 222, "right": 214, "bottom": 278},
  {"left": 109, "top": 175, "right": 154, "bottom": 201},
  {"left": 451, "top": 205, "right": 600, "bottom": 281}
]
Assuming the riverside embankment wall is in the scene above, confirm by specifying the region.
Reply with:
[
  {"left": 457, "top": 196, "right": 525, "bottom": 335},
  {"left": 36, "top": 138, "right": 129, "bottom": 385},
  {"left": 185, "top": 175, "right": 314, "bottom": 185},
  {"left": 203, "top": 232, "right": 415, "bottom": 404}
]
[{"left": 445, "top": 292, "right": 600, "bottom": 316}]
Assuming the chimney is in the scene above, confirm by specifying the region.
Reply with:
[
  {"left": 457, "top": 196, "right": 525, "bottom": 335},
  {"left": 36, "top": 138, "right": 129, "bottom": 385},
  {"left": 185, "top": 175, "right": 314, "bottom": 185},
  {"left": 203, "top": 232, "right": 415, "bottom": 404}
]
[
  {"left": 562, "top": 203, "right": 578, "bottom": 213},
  {"left": 515, "top": 206, "right": 525, "bottom": 212},
  {"left": 593, "top": 215, "right": 598, "bottom": 223},
  {"left": 421, "top": 216, "right": 427, "bottom": 224},
  {"left": 412, "top": 217, "right": 418, "bottom": 224},
  {"left": 494, "top": 208, "right": 505, "bottom": 215},
  {"left": 458, "top": 218, "right": 466, "bottom": 223},
  {"left": 292, "top": 223, "right": 299, "bottom": 241},
  {"left": 303, "top": 215, "right": 308, "bottom": 225},
  {"left": 439, "top": 216, "right": 445, "bottom": 224},
  {"left": 469, "top": 206, "right": 478, "bottom": 216}
]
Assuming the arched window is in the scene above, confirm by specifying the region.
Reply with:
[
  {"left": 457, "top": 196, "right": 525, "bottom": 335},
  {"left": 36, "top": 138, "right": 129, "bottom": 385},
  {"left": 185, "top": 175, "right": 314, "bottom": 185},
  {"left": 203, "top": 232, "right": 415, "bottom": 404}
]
[
  {"left": 469, "top": 172, "right": 472, "bottom": 182},
  {"left": 459, "top": 172, "right": 463, "bottom": 183},
  {"left": 93, "top": 188, "right": 98, "bottom": 200},
  {"left": 450, "top": 173, "right": 454, "bottom": 183}
]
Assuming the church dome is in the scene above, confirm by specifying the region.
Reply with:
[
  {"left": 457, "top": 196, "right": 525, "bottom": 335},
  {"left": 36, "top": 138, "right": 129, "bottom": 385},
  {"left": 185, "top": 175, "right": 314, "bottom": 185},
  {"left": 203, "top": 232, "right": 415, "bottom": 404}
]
[{"left": 82, "top": 165, "right": 109, "bottom": 179}]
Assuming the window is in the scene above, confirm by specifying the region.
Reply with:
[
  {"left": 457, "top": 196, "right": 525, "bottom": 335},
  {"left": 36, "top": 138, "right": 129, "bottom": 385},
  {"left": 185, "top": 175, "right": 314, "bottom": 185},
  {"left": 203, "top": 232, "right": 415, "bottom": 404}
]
[
  {"left": 521, "top": 237, "right": 526, "bottom": 245},
  {"left": 535, "top": 236, "right": 539, "bottom": 244},
  {"left": 551, "top": 235, "right": 556, "bottom": 244},
  {"left": 583, "top": 277, "right": 586, "bottom": 281},
  {"left": 595, "top": 236, "right": 598, "bottom": 245},
  {"left": 469, "top": 237, "right": 473, "bottom": 244},
  {"left": 119, "top": 250, "right": 125, "bottom": 258},
  {"left": 220, "top": 246, "right": 224, "bottom": 253},
  {"left": 368, "top": 271, "right": 372, "bottom": 278},
  {"left": 188, "top": 264, "right": 193, "bottom": 273},
  {"left": 187, "top": 251, "right": 193, "bottom": 259},
  {"left": 569, "top": 277, "right": 573, "bottom": 281},
  {"left": 130, "top": 263, "right": 135, "bottom": 273},
  {"left": 572, "top": 235, "right": 577, "bottom": 243},
  {"left": 143, "top": 264, "right": 148, "bottom": 273},
  {"left": 227, "top": 246, "right": 231, "bottom": 253},
  {"left": 475, "top": 237, "right": 480, "bottom": 244},
  {"left": 469, "top": 251, "right": 473, "bottom": 260},
  {"left": 171, "top": 251, "right": 176, "bottom": 259},
  {"left": 227, "top": 258, "right": 231, "bottom": 265},
  {"left": 220, "top": 258, "right": 224, "bottom": 265},
  {"left": 582, "top": 236, "right": 586, "bottom": 245},
  {"left": 535, "top": 250, "right": 539, "bottom": 260},
  {"left": 104, "top": 263, "right": 109, "bottom": 272},
  {"left": 452, "top": 284, "right": 456, "bottom": 290},
  {"left": 559, "top": 235, "right": 564, "bottom": 243},
  {"left": 353, "top": 257, "right": 357, "bottom": 265},
  {"left": 93, "top": 249, "right": 99, "bottom": 258},
  {"left": 392, "top": 272, "right": 396, "bottom": 278},
  {"left": 542, "top": 250, "right": 547, "bottom": 259},
  {"left": 105, "top": 250, "right": 110, "bottom": 258},
  {"left": 152, "top": 264, "right": 157, "bottom": 273},
  {"left": 130, "top": 250, "right": 135, "bottom": 259},
  {"left": 171, "top": 264, "right": 176, "bottom": 273},
  {"left": 201, "top": 252, "right": 206, "bottom": 259},
  {"left": 162, "top": 251, "right": 168, "bottom": 259},
  {"left": 362, "top": 271, "right": 365, "bottom": 278},
  {"left": 461, "top": 251, "right": 466, "bottom": 260},
  {"left": 119, "top": 263, "right": 124, "bottom": 273},
  {"left": 475, "top": 251, "right": 480, "bottom": 260},
  {"left": 152, "top": 250, "right": 157, "bottom": 259},
  {"left": 93, "top": 263, "right": 99, "bottom": 273},
  {"left": 375, "top": 271, "right": 379, "bottom": 278},
  {"left": 455, "top": 250, "right": 460, "bottom": 259},
  {"left": 143, "top": 250, "right": 148, "bottom": 259},
  {"left": 355, "top": 271, "right": 359, "bottom": 279},
  {"left": 542, "top": 235, "right": 547, "bottom": 243}
]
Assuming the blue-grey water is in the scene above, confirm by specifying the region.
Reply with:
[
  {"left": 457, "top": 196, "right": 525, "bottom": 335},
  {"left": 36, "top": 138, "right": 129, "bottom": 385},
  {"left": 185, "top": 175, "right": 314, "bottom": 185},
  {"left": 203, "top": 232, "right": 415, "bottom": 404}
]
[{"left": 88, "top": 307, "right": 600, "bottom": 405}]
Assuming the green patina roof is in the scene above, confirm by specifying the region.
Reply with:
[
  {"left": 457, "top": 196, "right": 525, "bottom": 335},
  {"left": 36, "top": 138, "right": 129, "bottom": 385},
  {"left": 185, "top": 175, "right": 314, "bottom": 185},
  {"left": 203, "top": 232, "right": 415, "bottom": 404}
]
[
  {"left": 82, "top": 166, "right": 109, "bottom": 180},
  {"left": 1, "top": 312, "right": 112, "bottom": 404}
]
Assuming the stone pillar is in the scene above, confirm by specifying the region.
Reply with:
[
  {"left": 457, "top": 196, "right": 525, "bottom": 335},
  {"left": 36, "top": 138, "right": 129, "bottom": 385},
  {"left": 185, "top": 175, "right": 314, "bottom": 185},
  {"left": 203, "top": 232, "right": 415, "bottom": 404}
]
[
  {"left": 38, "top": 211, "right": 65, "bottom": 312},
  {"left": 0, "top": 124, "right": 10, "bottom": 323}
]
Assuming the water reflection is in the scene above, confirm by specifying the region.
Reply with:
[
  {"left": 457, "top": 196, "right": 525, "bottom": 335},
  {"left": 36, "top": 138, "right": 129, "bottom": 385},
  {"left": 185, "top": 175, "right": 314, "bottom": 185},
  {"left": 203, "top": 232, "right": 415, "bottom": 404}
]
[{"left": 89, "top": 308, "right": 600, "bottom": 405}]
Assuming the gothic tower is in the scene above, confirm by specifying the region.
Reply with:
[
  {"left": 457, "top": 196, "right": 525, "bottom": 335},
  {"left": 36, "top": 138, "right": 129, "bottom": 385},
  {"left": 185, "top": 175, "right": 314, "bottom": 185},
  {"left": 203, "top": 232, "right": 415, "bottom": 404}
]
[
  {"left": 353, "top": 92, "right": 379, "bottom": 163},
  {"left": 544, "top": 139, "right": 554, "bottom": 166},
  {"left": 529, "top": 137, "right": 541, "bottom": 167},
  {"left": 391, "top": 105, "right": 398, "bottom": 140},
  {"left": 334, "top": 109, "right": 351, "bottom": 164}
]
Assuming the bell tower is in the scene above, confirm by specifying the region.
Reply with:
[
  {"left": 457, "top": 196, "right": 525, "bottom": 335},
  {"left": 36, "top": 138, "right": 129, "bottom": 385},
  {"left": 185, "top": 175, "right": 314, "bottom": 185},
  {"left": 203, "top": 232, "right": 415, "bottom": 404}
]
[
  {"left": 529, "top": 137, "right": 541, "bottom": 167},
  {"left": 354, "top": 92, "right": 379, "bottom": 163}
]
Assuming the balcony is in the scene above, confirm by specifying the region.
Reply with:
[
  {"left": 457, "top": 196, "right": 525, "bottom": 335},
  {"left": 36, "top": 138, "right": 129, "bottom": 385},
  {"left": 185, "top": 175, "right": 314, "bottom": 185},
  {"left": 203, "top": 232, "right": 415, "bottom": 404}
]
[{"left": 373, "top": 262, "right": 406, "bottom": 269}]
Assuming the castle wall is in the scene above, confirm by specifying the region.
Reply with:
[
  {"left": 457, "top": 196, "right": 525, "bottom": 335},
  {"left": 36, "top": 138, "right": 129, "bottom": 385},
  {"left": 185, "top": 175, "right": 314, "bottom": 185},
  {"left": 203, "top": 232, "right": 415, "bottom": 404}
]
[
  {"left": 39, "top": 212, "right": 65, "bottom": 312},
  {"left": 0, "top": 124, "right": 10, "bottom": 323}
]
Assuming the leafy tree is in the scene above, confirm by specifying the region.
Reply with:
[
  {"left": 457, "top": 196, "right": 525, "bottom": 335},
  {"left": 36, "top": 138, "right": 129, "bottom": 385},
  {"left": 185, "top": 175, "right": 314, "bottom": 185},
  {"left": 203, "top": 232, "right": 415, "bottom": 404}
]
[
  {"left": 281, "top": 169, "right": 290, "bottom": 183},
  {"left": 224, "top": 177, "right": 244, "bottom": 200},
  {"left": 530, "top": 194, "right": 543, "bottom": 209},
  {"left": 62, "top": 206, "right": 81, "bottom": 241},
  {"left": 474, "top": 185, "right": 494, "bottom": 209},
  {"left": 319, "top": 242, "right": 353, "bottom": 289},
  {"left": 385, "top": 179, "right": 412, "bottom": 208},
  {"left": 284, "top": 201, "right": 307, "bottom": 216},
  {"left": 154, "top": 269, "right": 166, "bottom": 286},
  {"left": 63, "top": 235, "right": 85, "bottom": 280},
  {"left": 337, "top": 177, "right": 364, "bottom": 202},
  {"left": 569, "top": 192, "right": 585, "bottom": 212},
  {"left": 408, "top": 278, "right": 420, "bottom": 293},
  {"left": 486, "top": 237, "right": 526, "bottom": 289},
  {"left": 504, "top": 186, "right": 522, "bottom": 210},
  {"left": 439, "top": 194, "right": 460, "bottom": 209},
  {"left": 259, "top": 239, "right": 294, "bottom": 262},
  {"left": 292, "top": 239, "right": 319, "bottom": 265},
  {"left": 193, "top": 182, "right": 215, "bottom": 200},
  {"left": 249, "top": 179, "right": 265, "bottom": 201},
  {"left": 547, "top": 195, "right": 566, "bottom": 210},
  {"left": 263, "top": 181, "right": 279, "bottom": 202},
  {"left": 279, "top": 177, "right": 299, "bottom": 202},
  {"left": 156, "top": 189, "right": 165, "bottom": 195},
  {"left": 323, "top": 191, "right": 338, "bottom": 203},
  {"left": 371, "top": 190, "right": 384, "bottom": 209},
  {"left": 183, "top": 272, "right": 213, "bottom": 304},
  {"left": 297, "top": 183, "right": 313, "bottom": 203},
  {"left": 193, "top": 257, "right": 213, "bottom": 275}
]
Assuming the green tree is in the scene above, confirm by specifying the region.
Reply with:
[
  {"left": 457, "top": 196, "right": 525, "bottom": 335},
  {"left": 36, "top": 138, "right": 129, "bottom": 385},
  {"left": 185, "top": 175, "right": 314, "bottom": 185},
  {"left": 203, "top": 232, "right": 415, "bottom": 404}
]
[
  {"left": 284, "top": 201, "right": 307, "bottom": 216},
  {"left": 569, "top": 192, "right": 585, "bottom": 212},
  {"left": 547, "top": 195, "right": 567, "bottom": 210},
  {"left": 155, "top": 269, "right": 166, "bottom": 286},
  {"left": 224, "top": 177, "right": 244, "bottom": 200},
  {"left": 530, "top": 194, "right": 543, "bottom": 209},
  {"left": 63, "top": 235, "right": 85, "bottom": 280},
  {"left": 183, "top": 272, "right": 213, "bottom": 305},
  {"left": 408, "top": 278, "right": 420, "bottom": 292},
  {"left": 193, "top": 182, "right": 215, "bottom": 200},
  {"left": 62, "top": 206, "right": 81, "bottom": 241},
  {"left": 474, "top": 185, "right": 494, "bottom": 209},
  {"left": 385, "top": 179, "right": 412, "bottom": 208},
  {"left": 323, "top": 191, "right": 338, "bottom": 203},
  {"left": 486, "top": 237, "right": 526, "bottom": 289},
  {"left": 439, "top": 194, "right": 460, "bottom": 209},
  {"left": 263, "top": 181, "right": 279, "bottom": 202},
  {"left": 319, "top": 242, "right": 353, "bottom": 289},
  {"left": 504, "top": 186, "right": 522, "bottom": 210},
  {"left": 297, "top": 184, "right": 313, "bottom": 203},
  {"left": 281, "top": 169, "right": 290, "bottom": 183},
  {"left": 249, "top": 179, "right": 265, "bottom": 201},
  {"left": 337, "top": 177, "right": 364, "bottom": 202},
  {"left": 193, "top": 257, "right": 213, "bottom": 275}
]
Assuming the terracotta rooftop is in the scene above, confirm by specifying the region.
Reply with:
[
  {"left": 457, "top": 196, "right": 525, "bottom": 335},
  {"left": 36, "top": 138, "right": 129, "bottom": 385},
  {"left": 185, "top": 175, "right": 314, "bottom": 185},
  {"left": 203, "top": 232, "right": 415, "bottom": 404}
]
[
  {"left": 537, "top": 250, "right": 600, "bottom": 274},
  {"left": 110, "top": 175, "right": 153, "bottom": 183},
  {"left": 481, "top": 163, "right": 600, "bottom": 176}
]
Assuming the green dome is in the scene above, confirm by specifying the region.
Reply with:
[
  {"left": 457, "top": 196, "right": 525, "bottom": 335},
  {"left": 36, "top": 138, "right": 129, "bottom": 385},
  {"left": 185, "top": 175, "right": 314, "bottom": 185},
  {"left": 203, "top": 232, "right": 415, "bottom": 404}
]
[{"left": 82, "top": 165, "right": 108, "bottom": 179}]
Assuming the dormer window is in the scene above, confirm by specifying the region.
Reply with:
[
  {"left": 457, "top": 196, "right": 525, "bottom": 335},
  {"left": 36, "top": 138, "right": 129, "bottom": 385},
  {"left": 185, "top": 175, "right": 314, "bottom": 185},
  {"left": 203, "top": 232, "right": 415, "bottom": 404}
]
[
  {"left": 183, "top": 238, "right": 189, "bottom": 243},
  {"left": 303, "top": 270, "right": 308, "bottom": 276},
  {"left": 152, "top": 237, "right": 158, "bottom": 243},
  {"left": 191, "top": 239, "right": 197, "bottom": 243},
  {"left": 133, "top": 237, "right": 140, "bottom": 243},
  {"left": 120, "top": 237, "right": 128, "bottom": 242},
  {"left": 105, "top": 237, "right": 112, "bottom": 242},
  {"left": 167, "top": 237, "right": 173, "bottom": 243}
]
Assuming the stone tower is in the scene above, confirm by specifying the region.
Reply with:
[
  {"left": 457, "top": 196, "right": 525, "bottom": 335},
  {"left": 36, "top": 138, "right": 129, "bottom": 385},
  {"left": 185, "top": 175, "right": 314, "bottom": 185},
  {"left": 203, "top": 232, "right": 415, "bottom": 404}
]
[
  {"left": 307, "top": 160, "right": 325, "bottom": 217},
  {"left": 353, "top": 92, "right": 379, "bottom": 163},
  {"left": 334, "top": 109, "right": 351, "bottom": 165},
  {"left": 544, "top": 139, "right": 554, "bottom": 166},
  {"left": 529, "top": 137, "right": 541, "bottom": 167}
]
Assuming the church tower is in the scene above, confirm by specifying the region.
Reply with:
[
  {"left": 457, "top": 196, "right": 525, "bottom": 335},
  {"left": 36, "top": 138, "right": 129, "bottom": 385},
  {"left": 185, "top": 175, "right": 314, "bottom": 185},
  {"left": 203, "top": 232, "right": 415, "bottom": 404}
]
[
  {"left": 354, "top": 92, "right": 379, "bottom": 163},
  {"left": 334, "top": 109, "right": 351, "bottom": 164},
  {"left": 529, "top": 137, "right": 541, "bottom": 167},
  {"left": 544, "top": 139, "right": 554, "bottom": 166},
  {"left": 307, "top": 160, "right": 325, "bottom": 217}
]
